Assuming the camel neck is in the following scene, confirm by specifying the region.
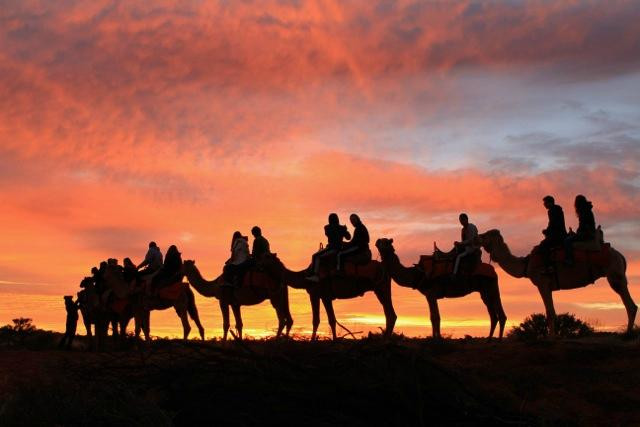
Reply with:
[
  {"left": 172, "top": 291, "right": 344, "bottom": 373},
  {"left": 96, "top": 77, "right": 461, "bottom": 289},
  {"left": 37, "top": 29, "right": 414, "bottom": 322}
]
[
  {"left": 489, "top": 240, "right": 528, "bottom": 278},
  {"left": 184, "top": 266, "right": 221, "bottom": 298},
  {"left": 380, "top": 252, "right": 422, "bottom": 288},
  {"left": 281, "top": 266, "right": 310, "bottom": 290}
]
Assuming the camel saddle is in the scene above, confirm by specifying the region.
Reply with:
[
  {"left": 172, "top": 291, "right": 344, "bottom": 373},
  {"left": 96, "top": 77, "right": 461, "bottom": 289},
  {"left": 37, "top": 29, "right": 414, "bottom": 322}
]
[
  {"left": 317, "top": 250, "right": 377, "bottom": 280},
  {"left": 240, "top": 270, "right": 280, "bottom": 291},
  {"left": 419, "top": 250, "right": 496, "bottom": 280},
  {"left": 154, "top": 281, "right": 186, "bottom": 300},
  {"left": 532, "top": 228, "right": 611, "bottom": 268}
]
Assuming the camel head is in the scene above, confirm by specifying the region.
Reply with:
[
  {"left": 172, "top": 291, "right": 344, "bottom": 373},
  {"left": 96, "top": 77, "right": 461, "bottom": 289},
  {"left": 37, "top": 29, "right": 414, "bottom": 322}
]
[
  {"left": 183, "top": 259, "right": 197, "bottom": 275},
  {"left": 375, "top": 238, "right": 396, "bottom": 259},
  {"left": 477, "top": 229, "right": 504, "bottom": 253}
]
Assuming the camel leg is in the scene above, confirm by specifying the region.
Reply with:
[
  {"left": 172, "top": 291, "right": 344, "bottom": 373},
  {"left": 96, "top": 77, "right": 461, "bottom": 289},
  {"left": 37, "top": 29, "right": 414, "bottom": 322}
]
[
  {"left": 98, "top": 318, "right": 109, "bottom": 351},
  {"left": 82, "top": 316, "right": 93, "bottom": 351},
  {"left": 283, "top": 287, "right": 293, "bottom": 336},
  {"left": 310, "top": 295, "right": 320, "bottom": 341},
  {"left": 322, "top": 298, "right": 338, "bottom": 340},
  {"left": 134, "top": 310, "right": 143, "bottom": 340},
  {"left": 220, "top": 300, "right": 230, "bottom": 341},
  {"left": 231, "top": 304, "right": 243, "bottom": 340},
  {"left": 110, "top": 318, "right": 119, "bottom": 343},
  {"left": 270, "top": 295, "right": 286, "bottom": 338},
  {"left": 186, "top": 290, "right": 205, "bottom": 340},
  {"left": 496, "top": 293, "right": 507, "bottom": 339},
  {"left": 480, "top": 290, "right": 498, "bottom": 340},
  {"left": 142, "top": 311, "right": 151, "bottom": 342},
  {"left": 427, "top": 295, "right": 441, "bottom": 339},
  {"left": 374, "top": 288, "right": 397, "bottom": 337},
  {"left": 119, "top": 317, "right": 129, "bottom": 348},
  {"left": 538, "top": 285, "right": 557, "bottom": 336},
  {"left": 272, "top": 287, "right": 293, "bottom": 338},
  {"left": 607, "top": 272, "right": 637, "bottom": 334},
  {"left": 177, "top": 308, "right": 191, "bottom": 341}
]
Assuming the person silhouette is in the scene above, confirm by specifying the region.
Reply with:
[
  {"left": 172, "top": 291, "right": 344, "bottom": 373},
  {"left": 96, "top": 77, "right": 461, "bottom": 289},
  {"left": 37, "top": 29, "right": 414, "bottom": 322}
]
[
  {"left": 137, "top": 241, "right": 163, "bottom": 276},
  {"left": 58, "top": 295, "right": 79, "bottom": 350},
  {"left": 564, "top": 195, "right": 596, "bottom": 266},
  {"left": 453, "top": 213, "right": 480, "bottom": 275},
  {"left": 224, "top": 231, "right": 251, "bottom": 287},
  {"left": 539, "top": 195, "right": 567, "bottom": 273},
  {"left": 308, "top": 213, "right": 351, "bottom": 282},
  {"left": 151, "top": 244, "right": 184, "bottom": 292},
  {"left": 251, "top": 226, "right": 271, "bottom": 264},
  {"left": 336, "top": 213, "right": 370, "bottom": 270}
]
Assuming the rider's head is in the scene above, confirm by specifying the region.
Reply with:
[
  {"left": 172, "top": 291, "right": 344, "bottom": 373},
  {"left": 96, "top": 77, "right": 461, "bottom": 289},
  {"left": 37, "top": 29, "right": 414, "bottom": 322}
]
[
  {"left": 543, "top": 195, "right": 555, "bottom": 209},
  {"left": 349, "top": 214, "right": 361, "bottom": 226},
  {"left": 232, "top": 231, "right": 242, "bottom": 241},
  {"left": 149, "top": 241, "right": 157, "bottom": 248},
  {"left": 459, "top": 213, "right": 469, "bottom": 226},
  {"left": 328, "top": 213, "right": 339, "bottom": 225},
  {"left": 251, "top": 226, "right": 262, "bottom": 237}
]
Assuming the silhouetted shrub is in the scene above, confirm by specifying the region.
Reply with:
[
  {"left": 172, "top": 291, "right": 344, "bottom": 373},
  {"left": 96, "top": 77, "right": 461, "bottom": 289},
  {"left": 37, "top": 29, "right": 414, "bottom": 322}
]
[{"left": 508, "top": 313, "right": 594, "bottom": 340}]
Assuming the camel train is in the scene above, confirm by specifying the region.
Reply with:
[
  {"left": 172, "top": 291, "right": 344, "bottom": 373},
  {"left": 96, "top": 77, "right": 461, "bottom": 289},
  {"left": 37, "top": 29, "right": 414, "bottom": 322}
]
[{"left": 68, "top": 195, "right": 635, "bottom": 348}]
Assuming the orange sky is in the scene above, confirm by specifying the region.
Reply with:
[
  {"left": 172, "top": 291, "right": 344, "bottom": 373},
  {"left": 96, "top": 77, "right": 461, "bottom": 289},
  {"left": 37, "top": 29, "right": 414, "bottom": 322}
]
[{"left": 1, "top": 0, "right": 639, "bottom": 338}]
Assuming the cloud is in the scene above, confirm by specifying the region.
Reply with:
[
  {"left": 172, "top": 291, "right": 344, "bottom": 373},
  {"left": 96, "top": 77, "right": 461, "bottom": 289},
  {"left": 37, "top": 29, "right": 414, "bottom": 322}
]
[{"left": 1, "top": 1, "right": 639, "bottom": 335}]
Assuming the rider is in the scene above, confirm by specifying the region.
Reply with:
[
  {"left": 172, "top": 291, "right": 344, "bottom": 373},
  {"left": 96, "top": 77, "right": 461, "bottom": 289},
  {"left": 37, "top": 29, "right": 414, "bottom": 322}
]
[
  {"left": 151, "top": 245, "right": 184, "bottom": 293},
  {"left": 336, "top": 213, "right": 370, "bottom": 270},
  {"left": 251, "top": 226, "right": 271, "bottom": 264},
  {"left": 564, "top": 195, "right": 596, "bottom": 266},
  {"left": 307, "top": 213, "right": 351, "bottom": 282},
  {"left": 539, "top": 195, "right": 567, "bottom": 272},
  {"left": 224, "top": 231, "right": 251, "bottom": 287},
  {"left": 123, "top": 258, "right": 137, "bottom": 281},
  {"left": 137, "top": 241, "right": 163, "bottom": 276},
  {"left": 453, "top": 213, "right": 480, "bottom": 275}
]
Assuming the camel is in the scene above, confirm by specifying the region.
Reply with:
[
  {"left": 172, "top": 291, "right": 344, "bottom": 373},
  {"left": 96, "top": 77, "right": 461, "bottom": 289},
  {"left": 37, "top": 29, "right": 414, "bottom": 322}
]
[
  {"left": 375, "top": 238, "right": 507, "bottom": 339},
  {"left": 280, "top": 259, "right": 396, "bottom": 340},
  {"left": 101, "top": 265, "right": 205, "bottom": 341},
  {"left": 477, "top": 229, "right": 637, "bottom": 335},
  {"left": 77, "top": 278, "right": 133, "bottom": 350},
  {"left": 182, "top": 257, "right": 293, "bottom": 340}
]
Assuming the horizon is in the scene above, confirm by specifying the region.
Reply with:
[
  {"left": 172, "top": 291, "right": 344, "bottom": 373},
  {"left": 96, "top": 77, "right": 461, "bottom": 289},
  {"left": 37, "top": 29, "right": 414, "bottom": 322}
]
[{"left": 1, "top": 0, "right": 639, "bottom": 339}]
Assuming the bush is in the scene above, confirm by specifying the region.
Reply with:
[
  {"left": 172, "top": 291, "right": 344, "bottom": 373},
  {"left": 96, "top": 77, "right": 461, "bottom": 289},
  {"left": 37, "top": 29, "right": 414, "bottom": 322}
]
[
  {"left": 0, "top": 318, "right": 47, "bottom": 348},
  {"left": 508, "top": 313, "right": 594, "bottom": 340}
]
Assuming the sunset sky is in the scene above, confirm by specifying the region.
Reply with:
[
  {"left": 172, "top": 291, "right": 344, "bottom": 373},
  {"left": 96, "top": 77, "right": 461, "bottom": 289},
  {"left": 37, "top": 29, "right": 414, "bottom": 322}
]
[{"left": 1, "top": 0, "right": 639, "bottom": 338}]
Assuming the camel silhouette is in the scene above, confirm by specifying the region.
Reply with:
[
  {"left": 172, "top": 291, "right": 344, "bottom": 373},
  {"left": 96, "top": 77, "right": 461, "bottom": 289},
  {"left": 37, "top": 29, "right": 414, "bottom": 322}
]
[
  {"left": 101, "top": 265, "right": 205, "bottom": 341},
  {"left": 77, "top": 278, "right": 133, "bottom": 350},
  {"left": 375, "top": 238, "right": 506, "bottom": 339},
  {"left": 182, "top": 257, "right": 293, "bottom": 340},
  {"left": 478, "top": 229, "right": 637, "bottom": 335},
  {"left": 281, "top": 260, "right": 396, "bottom": 340}
]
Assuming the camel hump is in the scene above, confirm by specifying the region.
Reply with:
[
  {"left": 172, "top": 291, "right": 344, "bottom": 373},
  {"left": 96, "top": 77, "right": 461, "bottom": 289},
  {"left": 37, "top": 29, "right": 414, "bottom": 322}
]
[
  {"left": 473, "top": 263, "right": 497, "bottom": 279},
  {"left": 242, "top": 270, "right": 279, "bottom": 291},
  {"left": 157, "top": 281, "right": 187, "bottom": 300}
]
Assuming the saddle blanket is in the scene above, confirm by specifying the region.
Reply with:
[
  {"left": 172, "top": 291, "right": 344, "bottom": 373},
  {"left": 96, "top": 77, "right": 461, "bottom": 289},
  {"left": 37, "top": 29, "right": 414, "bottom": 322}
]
[
  {"left": 419, "top": 256, "right": 497, "bottom": 279},
  {"left": 319, "top": 261, "right": 379, "bottom": 280}
]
